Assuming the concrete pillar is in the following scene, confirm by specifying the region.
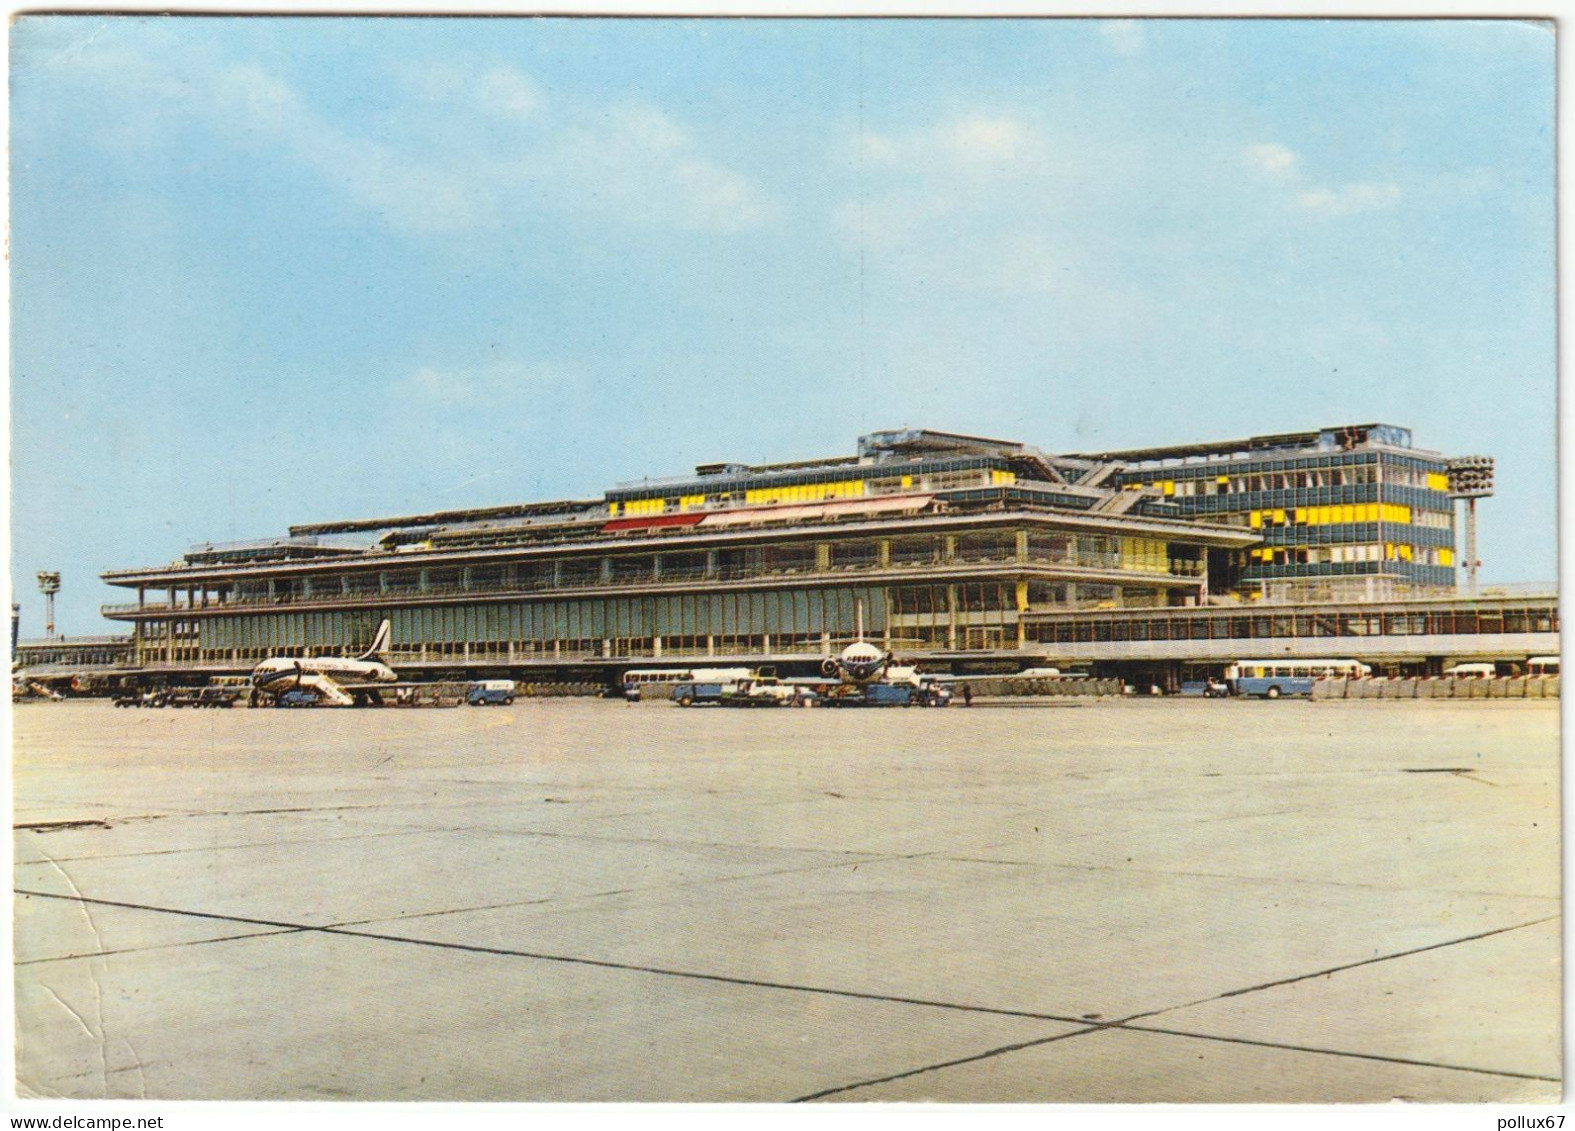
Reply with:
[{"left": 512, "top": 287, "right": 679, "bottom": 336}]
[
  {"left": 946, "top": 585, "right": 959, "bottom": 650},
  {"left": 705, "top": 550, "right": 719, "bottom": 577},
  {"left": 418, "top": 568, "right": 430, "bottom": 593},
  {"left": 553, "top": 560, "right": 565, "bottom": 588},
  {"left": 878, "top": 539, "right": 891, "bottom": 568},
  {"left": 815, "top": 543, "right": 831, "bottom": 571},
  {"left": 943, "top": 535, "right": 957, "bottom": 563},
  {"left": 706, "top": 634, "right": 715, "bottom": 657},
  {"left": 653, "top": 637, "right": 663, "bottom": 658},
  {"left": 1016, "top": 529, "right": 1029, "bottom": 563}
]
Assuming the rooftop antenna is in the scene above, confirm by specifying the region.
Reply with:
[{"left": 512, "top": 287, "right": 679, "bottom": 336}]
[{"left": 35, "top": 572, "right": 60, "bottom": 639}]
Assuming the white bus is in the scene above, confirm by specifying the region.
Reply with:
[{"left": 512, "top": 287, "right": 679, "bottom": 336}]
[
  {"left": 1527, "top": 656, "right": 1560, "bottom": 677},
  {"left": 1443, "top": 662, "right": 1497, "bottom": 679},
  {"left": 1226, "top": 658, "right": 1371, "bottom": 699},
  {"left": 621, "top": 667, "right": 757, "bottom": 687}
]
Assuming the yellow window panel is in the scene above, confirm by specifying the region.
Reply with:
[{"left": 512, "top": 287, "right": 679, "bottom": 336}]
[
  {"left": 1249, "top": 511, "right": 1262, "bottom": 528},
  {"left": 1216, "top": 475, "right": 1229, "bottom": 484},
  {"left": 1440, "top": 548, "right": 1454, "bottom": 566}
]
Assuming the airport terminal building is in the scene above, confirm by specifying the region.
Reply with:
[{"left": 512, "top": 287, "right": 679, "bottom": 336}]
[{"left": 98, "top": 424, "right": 1549, "bottom": 679}]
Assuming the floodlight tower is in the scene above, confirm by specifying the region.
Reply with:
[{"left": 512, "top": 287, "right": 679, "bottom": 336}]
[
  {"left": 35, "top": 572, "right": 60, "bottom": 639},
  {"left": 1445, "top": 457, "right": 1495, "bottom": 597}
]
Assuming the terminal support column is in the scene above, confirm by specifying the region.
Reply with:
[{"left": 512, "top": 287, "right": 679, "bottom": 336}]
[{"left": 1015, "top": 581, "right": 1029, "bottom": 649}]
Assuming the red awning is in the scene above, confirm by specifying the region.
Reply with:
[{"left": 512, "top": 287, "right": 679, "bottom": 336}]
[{"left": 602, "top": 513, "right": 707, "bottom": 533}]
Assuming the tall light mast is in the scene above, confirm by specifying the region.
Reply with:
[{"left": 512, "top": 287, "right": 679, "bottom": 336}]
[
  {"left": 35, "top": 572, "right": 60, "bottom": 639},
  {"left": 1445, "top": 457, "right": 1494, "bottom": 597}
]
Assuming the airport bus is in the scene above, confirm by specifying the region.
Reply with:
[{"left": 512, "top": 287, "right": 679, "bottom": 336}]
[
  {"left": 1442, "top": 662, "right": 1497, "bottom": 679},
  {"left": 1225, "top": 658, "right": 1371, "bottom": 699},
  {"left": 622, "top": 667, "right": 758, "bottom": 688},
  {"left": 621, "top": 667, "right": 766, "bottom": 701},
  {"left": 1527, "top": 656, "right": 1560, "bottom": 677}
]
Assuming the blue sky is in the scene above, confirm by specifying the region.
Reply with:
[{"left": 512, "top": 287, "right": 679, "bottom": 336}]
[{"left": 11, "top": 16, "right": 1555, "bottom": 634}]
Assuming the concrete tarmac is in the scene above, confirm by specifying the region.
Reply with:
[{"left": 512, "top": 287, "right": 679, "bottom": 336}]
[{"left": 11, "top": 698, "right": 1561, "bottom": 1102}]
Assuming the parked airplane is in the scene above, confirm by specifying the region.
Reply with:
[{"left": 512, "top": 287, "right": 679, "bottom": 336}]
[{"left": 251, "top": 620, "right": 398, "bottom": 706}]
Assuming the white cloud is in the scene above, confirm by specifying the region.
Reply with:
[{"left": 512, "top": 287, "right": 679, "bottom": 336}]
[
  {"left": 938, "top": 115, "right": 1030, "bottom": 163},
  {"left": 1246, "top": 142, "right": 1401, "bottom": 218},
  {"left": 1100, "top": 20, "right": 1145, "bottom": 57},
  {"left": 1245, "top": 142, "right": 1299, "bottom": 179},
  {"left": 1295, "top": 182, "right": 1403, "bottom": 216},
  {"left": 401, "top": 360, "right": 572, "bottom": 405},
  {"left": 843, "top": 113, "right": 1038, "bottom": 175},
  {"left": 473, "top": 67, "right": 541, "bottom": 120},
  {"left": 67, "top": 44, "right": 774, "bottom": 237}
]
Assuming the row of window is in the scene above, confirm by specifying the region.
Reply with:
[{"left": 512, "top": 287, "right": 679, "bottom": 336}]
[
  {"left": 1026, "top": 605, "right": 1558, "bottom": 645},
  {"left": 140, "top": 578, "right": 1190, "bottom": 660},
  {"left": 144, "top": 529, "right": 1197, "bottom": 612},
  {"left": 1249, "top": 543, "right": 1453, "bottom": 567},
  {"left": 607, "top": 466, "right": 1008, "bottom": 516}
]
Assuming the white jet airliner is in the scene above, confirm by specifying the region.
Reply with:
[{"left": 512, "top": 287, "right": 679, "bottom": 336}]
[{"left": 251, "top": 620, "right": 398, "bottom": 706}]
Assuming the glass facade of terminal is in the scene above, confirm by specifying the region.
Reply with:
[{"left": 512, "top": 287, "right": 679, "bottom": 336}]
[
  {"left": 1105, "top": 425, "right": 1457, "bottom": 599},
  {"left": 100, "top": 424, "right": 1481, "bottom": 670},
  {"left": 117, "top": 518, "right": 1228, "bottom": 666}
]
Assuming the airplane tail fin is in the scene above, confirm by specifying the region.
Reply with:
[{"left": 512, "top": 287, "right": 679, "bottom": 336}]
[{"left": 359, "top": 619, "right": 392, "bottom": 661}]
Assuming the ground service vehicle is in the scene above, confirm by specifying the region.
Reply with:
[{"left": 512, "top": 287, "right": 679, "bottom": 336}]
[
  {"left": 821, "top": 681, "right": 918, "bottom": 707},
  {"left": 1226, "top": 659, "right": 1371, "bottom": 699},
  {"left": 1443, "top": 662, "right": 1497, "bottom": 679},
  {"left": 466, "top": 680, "right": 517, "bottom": 705},
  {"left": 673, "top": 677, "right": 811, "bottom": 707},
  {"left": 1527, "top": 656, "right": 1560, "bottom": 677}
]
